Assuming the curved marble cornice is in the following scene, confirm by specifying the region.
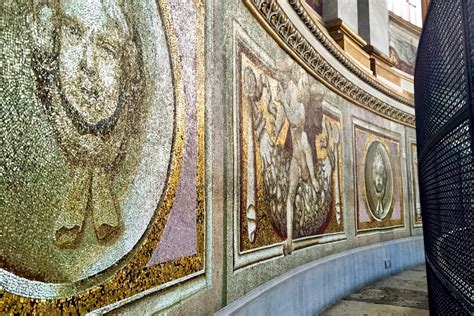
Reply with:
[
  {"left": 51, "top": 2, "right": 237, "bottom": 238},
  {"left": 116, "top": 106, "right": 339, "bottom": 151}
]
[{"left": 243, "top": 0, "right": 416, "bottom": 127}]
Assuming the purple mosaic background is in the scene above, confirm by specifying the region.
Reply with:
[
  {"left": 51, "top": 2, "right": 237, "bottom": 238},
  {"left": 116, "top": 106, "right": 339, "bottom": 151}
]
[{"left": 147, "top": 1, "right": 198, "bottom": 266}]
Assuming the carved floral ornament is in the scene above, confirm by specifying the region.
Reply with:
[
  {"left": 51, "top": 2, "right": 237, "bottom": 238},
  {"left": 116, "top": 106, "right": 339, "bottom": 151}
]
[{"left": 243, "top": 0, "right": 416, "bottom": 127}]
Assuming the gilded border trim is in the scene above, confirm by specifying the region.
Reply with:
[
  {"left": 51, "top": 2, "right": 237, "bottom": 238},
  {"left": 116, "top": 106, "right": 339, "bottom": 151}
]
[
  {"left": 243, "top": 0, "right": 416, "bottom": 127},
  {"left": 409, "top": 141, "right": 423, "bottom": 228},
  {"left": 353, "top": 123, "right": 405, "bottom": 233}
]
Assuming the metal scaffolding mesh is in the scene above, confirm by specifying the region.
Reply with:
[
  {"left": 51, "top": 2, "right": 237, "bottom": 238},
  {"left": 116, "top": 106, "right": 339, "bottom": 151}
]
[{"left": 414, "top": 0, "right": 474, "bottom": 314}]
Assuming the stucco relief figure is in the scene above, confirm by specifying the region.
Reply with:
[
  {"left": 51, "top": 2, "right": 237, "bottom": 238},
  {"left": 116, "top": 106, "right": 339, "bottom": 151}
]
[
  {"left": 30, "top": 0, "right": 143, "bottom": 247},
  {"left": 364, "top": 141, "right": 394, "bottom": 220},
  {"left": 243, "top": 62, "right": 340, "bottom": 255}
]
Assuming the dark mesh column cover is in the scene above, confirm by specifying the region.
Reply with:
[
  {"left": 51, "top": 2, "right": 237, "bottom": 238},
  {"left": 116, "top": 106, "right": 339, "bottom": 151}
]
[{"left": 414, "top": 0, "right": 474, "bottom": 314}]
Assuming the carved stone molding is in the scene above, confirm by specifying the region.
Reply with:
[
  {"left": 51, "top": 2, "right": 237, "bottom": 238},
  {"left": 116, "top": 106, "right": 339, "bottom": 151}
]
[
  {"left": 389, "top": 11, "right": 422, "bottom": 36},
  {"left": 289, "top": 0, "right": 413, "bottom": 104},
  {"left": 243, "top": 0, "right": 416, "bottom": 127}
]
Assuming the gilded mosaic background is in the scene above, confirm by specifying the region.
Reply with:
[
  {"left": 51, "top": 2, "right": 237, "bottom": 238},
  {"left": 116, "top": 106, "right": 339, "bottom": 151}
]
[
  {"left": 354, "top": 125, "right": 404, "bottom": 232},
  {"left": 238, "top": 42, "right": 344, "bottom": 255},
  {"left": 411, "top": 143, "right": 422, "bottom": 226},
  {"left": 1, "top": 0, "right": 205, "bottom": 313}
]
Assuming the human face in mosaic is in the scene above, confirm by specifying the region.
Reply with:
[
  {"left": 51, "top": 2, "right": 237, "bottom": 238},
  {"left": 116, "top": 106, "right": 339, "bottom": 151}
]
[
  {"left": 59, "top": 0, "right": 124, "bottom": 124},
  {"left": 373, "top": 153, "right": 386, "bottom": 194}
]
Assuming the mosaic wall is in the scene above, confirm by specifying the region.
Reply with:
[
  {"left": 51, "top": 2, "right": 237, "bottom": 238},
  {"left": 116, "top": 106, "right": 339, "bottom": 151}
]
[
  {"left": 235, "top": 32, "right": 344, "bottom": 263},
  {"left": 0, "top": 0, "right": 205, "bottom": 313},
  {"left": 1, "top": 0, "right": 421, "bottom": 313},
  {"left": 411, "top": 143, "right": 422, "bottom": 227},
  {"left": 225, "top": 0, "right": 420, "bottom": 307},
  {"left": 389, "top": 18, "right": 419, "bottom": 76},
  {"left": 353, "top": 124, "right": 404, "bottom": 232}
]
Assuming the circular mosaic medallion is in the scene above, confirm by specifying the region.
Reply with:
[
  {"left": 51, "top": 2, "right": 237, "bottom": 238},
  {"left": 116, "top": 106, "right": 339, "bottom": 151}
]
[{"left": 0, "top": 0, "right": 177, "bottom": 298}]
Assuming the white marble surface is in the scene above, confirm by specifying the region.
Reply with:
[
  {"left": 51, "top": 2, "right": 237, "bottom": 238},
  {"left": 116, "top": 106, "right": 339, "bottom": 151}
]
[{"left": 216, "top": 237, "right": 425, "bottom": 316}]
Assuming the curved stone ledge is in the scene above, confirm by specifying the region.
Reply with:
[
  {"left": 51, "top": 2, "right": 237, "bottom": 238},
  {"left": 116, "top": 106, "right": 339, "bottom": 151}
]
[{"left": 216, "top": 237, "right": 425, "bottom": 316}]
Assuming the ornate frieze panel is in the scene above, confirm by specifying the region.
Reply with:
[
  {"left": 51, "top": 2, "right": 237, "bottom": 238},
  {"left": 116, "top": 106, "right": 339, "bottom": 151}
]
[
  {"left": 243, "top": 0, "right": 416, "bottom": 127},
  {"left": 353, "top": 123, "right": 404, "bottom": 232},
  {"left": 1, "top": 0, "right": 206, "bottom": 313},
  {"left": 234, "top": 28, "right": 345, "bottom": 268}
]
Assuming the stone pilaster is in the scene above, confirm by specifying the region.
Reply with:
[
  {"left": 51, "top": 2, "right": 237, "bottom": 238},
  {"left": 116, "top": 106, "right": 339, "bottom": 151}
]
[
  {"left": 358, "top": 0, "right": 390, "bottom": 56},
  {"left": 322, "top": 0, "right": 359, "bottom": 33}
]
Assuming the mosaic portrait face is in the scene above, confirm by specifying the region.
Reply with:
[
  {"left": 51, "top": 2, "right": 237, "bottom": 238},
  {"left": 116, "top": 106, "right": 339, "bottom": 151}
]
[
  {"left": 58, "top": 0, "right": 125, "bottom": 125},
  {"left": 1, "top": 0, "right": 176, "bottom": 298},
  {"left": 373, "top": 153, "right": 386, "bottom": 193},
  {"left": 364, "top": 141, "right": 394, "bottom": 220}
]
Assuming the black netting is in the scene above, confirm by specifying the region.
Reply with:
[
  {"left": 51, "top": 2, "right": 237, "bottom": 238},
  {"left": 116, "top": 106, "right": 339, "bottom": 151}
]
[
  {"left": 415, "top": 0, "right": 468, "bottom": 149},
  {"left": 420, "top": 119, "right": 473, "bottom": 299},
  {"left": 468, "top": 0, "right": 474, "bottom": 114},
  {"left": 427, "top": 264, "right": 470, "bottom": 315},
  {"left": 414, "top": 0, "right": 474, "bottom": 314}
]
